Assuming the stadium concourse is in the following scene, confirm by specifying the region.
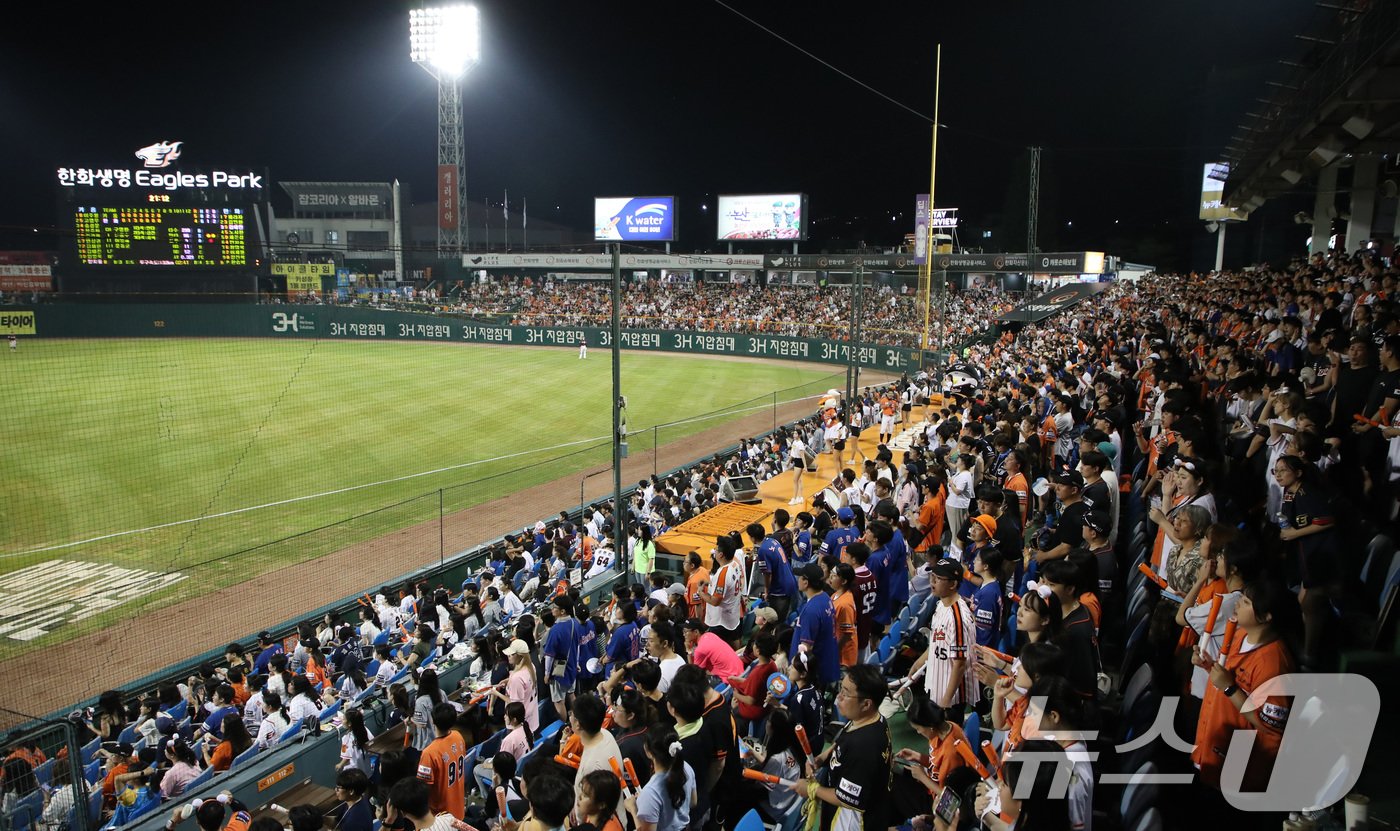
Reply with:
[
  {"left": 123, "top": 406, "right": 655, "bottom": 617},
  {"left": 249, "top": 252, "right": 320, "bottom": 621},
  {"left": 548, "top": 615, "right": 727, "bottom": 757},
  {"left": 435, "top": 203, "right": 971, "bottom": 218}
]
[{"left": 4, "top": 254, "right": 1400, "bottom": 831}]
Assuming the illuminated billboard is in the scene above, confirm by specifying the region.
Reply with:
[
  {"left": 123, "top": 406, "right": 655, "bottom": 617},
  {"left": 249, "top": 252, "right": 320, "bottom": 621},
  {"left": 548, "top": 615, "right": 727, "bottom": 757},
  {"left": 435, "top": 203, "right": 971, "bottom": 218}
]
[
  {"left": 1199, "top": 162, "right": 1247, "bottom": 221},
  {"left": 716, "top": 194, "right": 807, "bottom": 241},
  {"left": 594, "top": 196, "right": 676, "bottom": 242}
]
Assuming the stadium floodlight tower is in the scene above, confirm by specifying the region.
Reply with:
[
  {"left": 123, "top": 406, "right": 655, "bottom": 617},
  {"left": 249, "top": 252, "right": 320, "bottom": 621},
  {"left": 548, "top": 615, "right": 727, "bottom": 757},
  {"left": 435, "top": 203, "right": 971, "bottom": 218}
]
[{"left": 410, "top": 4, "right": 481, "bottom": 258}]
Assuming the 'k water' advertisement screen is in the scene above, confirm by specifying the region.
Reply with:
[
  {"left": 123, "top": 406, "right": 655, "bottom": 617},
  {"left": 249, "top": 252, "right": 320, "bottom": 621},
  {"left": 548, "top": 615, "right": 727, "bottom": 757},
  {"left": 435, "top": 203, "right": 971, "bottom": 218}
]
[{"left": 594, "top": 196, "right": 676, "bottom": 242}]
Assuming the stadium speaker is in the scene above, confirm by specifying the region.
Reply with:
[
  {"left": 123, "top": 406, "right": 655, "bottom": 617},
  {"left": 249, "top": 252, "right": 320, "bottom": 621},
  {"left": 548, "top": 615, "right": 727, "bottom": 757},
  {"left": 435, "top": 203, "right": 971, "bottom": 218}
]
[
  {"left": 1309, "top": 136, "right": 1346, "bottom": 167},
  {"left": 1342, "top": 115, "right": 1374, "bottom": 140}
]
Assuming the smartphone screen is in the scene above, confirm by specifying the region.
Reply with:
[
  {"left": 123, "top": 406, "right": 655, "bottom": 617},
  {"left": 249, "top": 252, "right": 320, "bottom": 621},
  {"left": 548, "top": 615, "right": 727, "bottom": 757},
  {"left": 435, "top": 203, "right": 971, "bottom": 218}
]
[{"left": 935, "top": 787, "right": 961, "bottom": 824}]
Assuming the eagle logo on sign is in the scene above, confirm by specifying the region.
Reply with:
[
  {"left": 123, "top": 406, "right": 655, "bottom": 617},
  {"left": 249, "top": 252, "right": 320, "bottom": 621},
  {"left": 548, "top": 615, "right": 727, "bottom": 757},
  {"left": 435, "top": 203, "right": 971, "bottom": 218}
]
[{"left": 135, "top": 140, "right": 183, "bottom": 169}]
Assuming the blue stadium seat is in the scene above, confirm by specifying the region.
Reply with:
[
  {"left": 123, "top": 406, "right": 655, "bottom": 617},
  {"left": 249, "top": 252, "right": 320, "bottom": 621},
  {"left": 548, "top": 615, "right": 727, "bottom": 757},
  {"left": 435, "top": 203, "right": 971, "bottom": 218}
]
[
  {"left": 733, "top": 809, "right": 765, "bottom": 831},
  {"left": 33, "top": 758, "right": 54, "bottom": 787},
  {"left": 963, "top": 711, "right": 982, "bottom": 753},
  {"left": 318, "top": 700, "right": 342, "bottom": 722},
  {"left": 365, "top": 659, "right": 381, "bottom": 677},
  {"left": 277, "top": 721, "right": 304, "bottom": 744},
  {"left": 1119, "top": 762, "right": 1159, "bottom": 828},
  {"left": 83, "top": 758, "right": 102, "bottom": 785},
  {"left": 1129, "top": 807, "right": 1162, "bottom": 831},
  {"left": 477, "top": 728, "right": 508, "bottom": 761},
  {"left": 779, "top": 800, "right": 804, "bottom": 831},
  {"left": 79, "top": 738, "right": 101, "bottom": 766},
  {"left": 373, "top": 630, "right": 390, "bottom": 647},
  {"left": 88, "top": 786, "right": 103, "bottom": 828},
  {"left": 887, "top": 618, "right": 904, "bottom": 643},
  {"left": 182, "top": 764, "right": 214, "bottom": 794},
  {"left": 537, "top": 700, "right": 558, "bottom": 730},
  {"left": 231, "top": 744, "right": 260, "bottom": 770},
  {"left": 117, "top": 723, "right": 141, "bottom": 744},
  {"left": 536, "top": 720, "right": 563, "bottom": 745},
  {"left": 9, "top": 789, "right": 42, "bottom": 831}
]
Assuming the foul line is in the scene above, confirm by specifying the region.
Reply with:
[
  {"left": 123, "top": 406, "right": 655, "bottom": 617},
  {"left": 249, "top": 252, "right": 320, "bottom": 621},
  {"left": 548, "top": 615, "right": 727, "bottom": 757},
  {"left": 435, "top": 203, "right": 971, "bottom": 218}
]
[{"left": 4, "top": 388, "right": 843, "bottom": 559}]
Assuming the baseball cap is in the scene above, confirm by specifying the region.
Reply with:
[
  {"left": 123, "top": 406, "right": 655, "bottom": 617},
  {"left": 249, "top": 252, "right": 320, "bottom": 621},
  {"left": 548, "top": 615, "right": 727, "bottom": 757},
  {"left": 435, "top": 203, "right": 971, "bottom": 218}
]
[
  {"left": 795, "top": 563, "right": 827, "bottom": 589},
  {"left": 680, "top": 618, "right": 705, "bottom": 632},
  {"left": 754, "top": 606, "right": 779, "bottom": 625},
  {"left": 502, "top": 639, "right": 530, "bottom": 657},
  {"left": 971, "top": 514, "right": 998, "bottom": 539},
  {"left": 1051, "top": 470, "right": 1084, "bottom": 489},
  {"left": 837, "top": 507, "right": 855, "bottom": 522},
  {"left": 1083, "top": 511, "right": 1110, "bottom": 536},
  {"left": 930, "top": 558, "right": 964, "bottom": 581},
  {"left": 1097, "top": 441, "right": 1118, "bottom": 462},
  {"left": 667, "top": 583, "right": 687, "bottom": 597}
]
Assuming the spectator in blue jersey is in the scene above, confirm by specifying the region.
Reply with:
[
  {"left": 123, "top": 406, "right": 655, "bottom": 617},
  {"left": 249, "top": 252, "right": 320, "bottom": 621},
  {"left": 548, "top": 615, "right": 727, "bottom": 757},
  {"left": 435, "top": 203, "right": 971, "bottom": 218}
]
[
  {"left": 198, "top": 684, "right": 240, "bottom": 741},
  {"left": 862, "top": 520, "right": 897, "bottom": 638},
  {"left": 819, "top": 507, "right": 860, "bottom": 562},
  {"left": 543, "top": 595, "right": 582, "bottom": 723},
  {"left": 606, "top": 600, "right": 642, "bottom": 677},
  {"left": 872, "top": 502, "right": 911, "bottom": 615},
  {"left": 790, "top": 564, "right": 841, "bottom": 687},
  {"left": 573, "top": 602, "right": 604, "bottom": 694},
  {"left": 793, "top": 512, "right": 816, "bottom": 568},
  {"left": 748, "top": 522, "right": 799, "bottom": 623},
  {"left": 253, "top": 631, "right": 283, "bottom": 676},
  {"left": 969, "top": 544, "right": 1007, "bottom": 647}
]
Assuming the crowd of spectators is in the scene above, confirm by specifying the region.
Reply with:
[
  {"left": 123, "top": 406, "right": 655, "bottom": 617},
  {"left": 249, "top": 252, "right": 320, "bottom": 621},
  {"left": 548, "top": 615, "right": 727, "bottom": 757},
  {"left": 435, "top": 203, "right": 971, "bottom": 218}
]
[
  {"left": 6, "top": 248, "right": 1399, "bottom": 831},
  {"left": 506, "top": 278, "right": 1015, "bottom": 350}
]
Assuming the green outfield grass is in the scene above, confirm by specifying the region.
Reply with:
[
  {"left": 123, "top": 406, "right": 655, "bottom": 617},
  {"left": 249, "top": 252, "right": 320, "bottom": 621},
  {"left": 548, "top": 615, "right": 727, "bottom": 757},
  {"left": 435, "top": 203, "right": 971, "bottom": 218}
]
[{"left": 0, "top": 338, "right": 840, "bottom": 659}]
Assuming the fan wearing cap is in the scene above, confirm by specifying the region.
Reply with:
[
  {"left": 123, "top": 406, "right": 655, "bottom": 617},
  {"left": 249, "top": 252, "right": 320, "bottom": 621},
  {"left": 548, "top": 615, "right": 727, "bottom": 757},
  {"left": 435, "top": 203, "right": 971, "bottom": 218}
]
[
  {"left": 958, "top": 514, "right": 999, "bottom": 596},
  {"left": 789, "top": 564, "right": 840, "bottom": 687},
  {"left": 907, "top": 559, "right": 977, "bottom": 711},
  {"left": 819, "top": 506, "right": 861, "bottom": 564},
  {"left": 1033, "top": 470, "right": 1088, "bottom": 564}
]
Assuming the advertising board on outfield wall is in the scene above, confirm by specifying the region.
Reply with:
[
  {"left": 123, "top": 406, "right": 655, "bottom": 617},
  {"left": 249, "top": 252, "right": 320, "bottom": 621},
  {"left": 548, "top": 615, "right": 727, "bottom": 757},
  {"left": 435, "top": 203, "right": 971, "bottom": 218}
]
[
  {"left": 11, "top": 305, "right": 933, "bottom": 372},
  {"left": 465, "top": 252, "right": 766, "bottom": 270}
]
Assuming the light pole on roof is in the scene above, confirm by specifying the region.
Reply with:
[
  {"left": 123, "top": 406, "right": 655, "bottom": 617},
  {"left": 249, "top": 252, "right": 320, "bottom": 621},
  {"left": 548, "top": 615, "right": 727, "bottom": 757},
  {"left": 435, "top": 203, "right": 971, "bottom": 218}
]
[{"left": 410, "top": 4, "right": 481, "bottom": 259}]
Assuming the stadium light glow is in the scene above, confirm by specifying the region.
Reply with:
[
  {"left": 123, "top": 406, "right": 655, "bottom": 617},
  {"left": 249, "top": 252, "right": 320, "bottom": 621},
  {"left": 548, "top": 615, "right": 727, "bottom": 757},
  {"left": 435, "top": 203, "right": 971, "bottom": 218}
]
[{"left": 410, "top": 5, "right": 481, "bottom": 80}]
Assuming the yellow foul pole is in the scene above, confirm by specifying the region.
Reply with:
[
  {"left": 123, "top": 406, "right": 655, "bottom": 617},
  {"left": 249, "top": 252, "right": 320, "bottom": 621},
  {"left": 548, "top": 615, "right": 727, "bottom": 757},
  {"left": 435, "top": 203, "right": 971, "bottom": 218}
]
[{"left": 920, "top": 45, "right": 941, "bottom": 361}]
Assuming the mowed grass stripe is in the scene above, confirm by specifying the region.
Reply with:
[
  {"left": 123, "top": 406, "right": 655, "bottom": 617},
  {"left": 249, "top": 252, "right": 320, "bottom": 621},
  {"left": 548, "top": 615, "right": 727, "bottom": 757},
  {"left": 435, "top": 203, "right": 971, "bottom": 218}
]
[{"left": 2, "top": 338, "right": 837, "bottom": 563}]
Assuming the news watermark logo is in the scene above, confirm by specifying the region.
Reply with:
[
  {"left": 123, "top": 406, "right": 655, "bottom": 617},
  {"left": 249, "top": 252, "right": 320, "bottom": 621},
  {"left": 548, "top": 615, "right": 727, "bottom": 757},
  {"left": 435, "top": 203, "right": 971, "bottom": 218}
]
[{"left": 1010, "top": 673, "right": 1379, "bottom": 813}]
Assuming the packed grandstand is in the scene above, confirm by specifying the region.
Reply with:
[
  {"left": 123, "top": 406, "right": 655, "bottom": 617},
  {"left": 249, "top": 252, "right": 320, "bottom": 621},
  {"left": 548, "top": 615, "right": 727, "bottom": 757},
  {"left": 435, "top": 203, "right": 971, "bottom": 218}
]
[{"left": 3, "top": 252, "right": 1399, "bottom": 831}]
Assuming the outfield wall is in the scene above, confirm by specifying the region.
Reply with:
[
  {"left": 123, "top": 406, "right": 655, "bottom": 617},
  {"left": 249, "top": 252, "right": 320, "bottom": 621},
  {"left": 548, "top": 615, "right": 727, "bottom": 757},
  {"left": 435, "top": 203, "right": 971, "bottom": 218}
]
[{"left": 8, "top": 303, "right": 937, "bottom": 373}]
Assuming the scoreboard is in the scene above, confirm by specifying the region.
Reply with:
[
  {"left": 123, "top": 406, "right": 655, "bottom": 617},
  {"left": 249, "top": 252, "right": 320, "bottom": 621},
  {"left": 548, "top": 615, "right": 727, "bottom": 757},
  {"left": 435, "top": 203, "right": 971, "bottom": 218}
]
[{"left": 73, "top": 206, "right": 250, "bottom": 268}]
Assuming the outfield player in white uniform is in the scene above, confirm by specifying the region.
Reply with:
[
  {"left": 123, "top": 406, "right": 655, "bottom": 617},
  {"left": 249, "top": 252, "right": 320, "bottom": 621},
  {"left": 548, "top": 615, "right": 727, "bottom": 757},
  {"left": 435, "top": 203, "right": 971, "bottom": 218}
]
[{"left": 907, "top": 558, "right": 978, "bottom": 711}]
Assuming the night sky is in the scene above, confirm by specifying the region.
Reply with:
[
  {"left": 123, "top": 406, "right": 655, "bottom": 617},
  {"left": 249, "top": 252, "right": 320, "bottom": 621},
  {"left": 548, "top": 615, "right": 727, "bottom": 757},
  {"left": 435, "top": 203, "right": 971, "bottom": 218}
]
[{"left": 0, "top": 0, "right": 1329, "bottom": 265}]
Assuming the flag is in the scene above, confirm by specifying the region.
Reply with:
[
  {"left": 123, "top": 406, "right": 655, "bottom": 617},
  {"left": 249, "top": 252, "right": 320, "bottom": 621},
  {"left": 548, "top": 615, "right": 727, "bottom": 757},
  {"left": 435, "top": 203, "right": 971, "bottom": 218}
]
[
  {"left": 503, "top": 189, "right": 508, "bottom": 223},
  {"left": 523, "top": 197, "right": 527, "bottom": 228}
]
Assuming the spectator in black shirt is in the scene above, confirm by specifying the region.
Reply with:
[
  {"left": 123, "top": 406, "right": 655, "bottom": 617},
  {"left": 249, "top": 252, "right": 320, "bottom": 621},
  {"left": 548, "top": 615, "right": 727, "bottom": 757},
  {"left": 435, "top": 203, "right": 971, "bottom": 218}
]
[
  {"left": 1329, "top": 337, "right": 1378, "bottom": 435},
  {"left": 1034, "top": 470, "right": 1087, "bottom": 564}
]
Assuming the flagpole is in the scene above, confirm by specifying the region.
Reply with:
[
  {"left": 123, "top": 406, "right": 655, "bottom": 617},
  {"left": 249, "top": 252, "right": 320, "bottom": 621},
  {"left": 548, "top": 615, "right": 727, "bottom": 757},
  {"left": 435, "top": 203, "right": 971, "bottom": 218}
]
[
  {"left": 503, "top": 189, "right": 509, "bottom": 251},
  {"left": 523, "top": 197, "right": 528, "bottom": 251}
]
